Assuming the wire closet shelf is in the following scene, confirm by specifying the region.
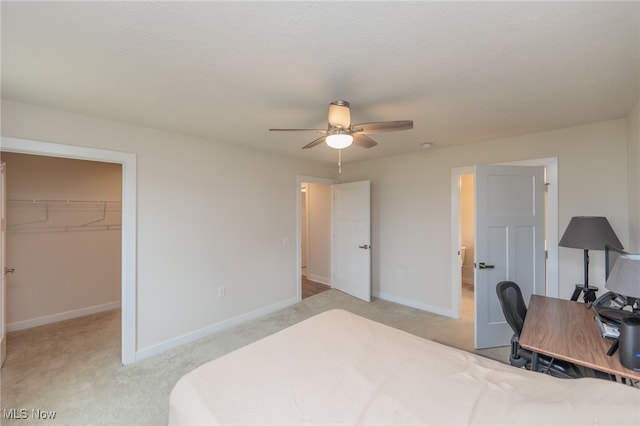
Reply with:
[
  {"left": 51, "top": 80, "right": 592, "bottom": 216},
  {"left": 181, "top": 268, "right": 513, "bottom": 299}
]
[{"left": 7, "top": 198, "right": 122, "bottom": 234}]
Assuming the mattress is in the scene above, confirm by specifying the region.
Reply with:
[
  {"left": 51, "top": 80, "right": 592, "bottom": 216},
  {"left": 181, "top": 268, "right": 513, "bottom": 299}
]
[{"left": 169, "top": 309, "right": 640, "bottom": 425}]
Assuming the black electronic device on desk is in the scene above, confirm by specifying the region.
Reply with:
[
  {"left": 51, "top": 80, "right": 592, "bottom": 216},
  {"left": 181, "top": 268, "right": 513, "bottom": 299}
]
[
  {"left": 620, "top": 317, "right": 640, "bottom": 371},
  {"left": 593, "top": 308, "right": 640, "bottom": 362},
  {"left": 593, "top": 302, "right": 639, "bottom": 357},
  {"left": 593, "top": 312, "right": 622, "bottom": 356},
  {"left": 598, "top": 307, "right": 638, "bottom": 324},
  {"left": 592, "top": 250, "right": 640, "bottom": 368}
]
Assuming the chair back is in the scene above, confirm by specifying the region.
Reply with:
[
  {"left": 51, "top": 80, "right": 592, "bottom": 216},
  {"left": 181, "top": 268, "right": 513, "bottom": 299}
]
[{"left": 496, "top": 281, "right": 528, "bottom": 337}]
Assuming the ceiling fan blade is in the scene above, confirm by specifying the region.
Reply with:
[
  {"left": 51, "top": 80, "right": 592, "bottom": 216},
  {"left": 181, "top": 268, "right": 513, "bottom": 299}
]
[
  {"left": 269, "top": 128, "right": 326, "bottom": 133},
  {"left": 301, "top": 136, "right": 327, "bottom": 150},
  {"left": 352, "top": 134, "right": 378, "bottom": 149},
  {"left": 328, "top": 100, "right": 351, "bottom": 128},
  {"left": 352, "top": 120, "right": 413, "bottom": 134}
]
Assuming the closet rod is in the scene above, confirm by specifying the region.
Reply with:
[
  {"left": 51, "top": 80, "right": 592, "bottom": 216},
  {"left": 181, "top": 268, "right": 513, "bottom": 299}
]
[
  {"left": 7, "top": 198, "right": 121, "bottom": 204},
  {"left": 8, "top": 224, "right": 122, "bottom": 235}
]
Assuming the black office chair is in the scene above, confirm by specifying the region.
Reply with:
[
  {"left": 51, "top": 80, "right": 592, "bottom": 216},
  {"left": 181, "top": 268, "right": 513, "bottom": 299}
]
[{"left": 496, "top": 281, "right": 585, "bottom": 379}]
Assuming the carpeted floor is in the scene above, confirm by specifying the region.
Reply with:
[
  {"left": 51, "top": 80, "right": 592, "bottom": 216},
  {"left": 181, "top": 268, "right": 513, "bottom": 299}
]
[{"left": 1, "top": 287, "right": 509, "bottom": 425}]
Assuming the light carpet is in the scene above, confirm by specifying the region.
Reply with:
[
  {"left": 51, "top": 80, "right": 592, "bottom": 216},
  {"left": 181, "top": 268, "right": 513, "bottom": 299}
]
[{"left": 1, "top": 288, "right": 509, "bottom": 425}]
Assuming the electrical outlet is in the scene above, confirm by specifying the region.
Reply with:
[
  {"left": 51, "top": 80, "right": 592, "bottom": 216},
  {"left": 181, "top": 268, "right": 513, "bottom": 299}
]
[{"left": 218, "top": 287, "right": 226, "bottom": 298}]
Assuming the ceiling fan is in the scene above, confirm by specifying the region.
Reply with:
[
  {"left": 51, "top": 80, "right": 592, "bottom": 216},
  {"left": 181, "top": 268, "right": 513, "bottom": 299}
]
[{"left": 269, "top": 100, "right": 413, "bottom": 150}]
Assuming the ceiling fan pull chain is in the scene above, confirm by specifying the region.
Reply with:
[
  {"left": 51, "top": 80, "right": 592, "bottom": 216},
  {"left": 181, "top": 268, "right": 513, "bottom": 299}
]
[{"left": 338, "top": 149, "right": 342, "bottom": 174}]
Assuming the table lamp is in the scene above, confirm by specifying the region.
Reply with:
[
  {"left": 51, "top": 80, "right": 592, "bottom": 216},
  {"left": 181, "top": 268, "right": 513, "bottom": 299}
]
[{"left": 559, "top": 216, "right": 622, "bottom": 303}]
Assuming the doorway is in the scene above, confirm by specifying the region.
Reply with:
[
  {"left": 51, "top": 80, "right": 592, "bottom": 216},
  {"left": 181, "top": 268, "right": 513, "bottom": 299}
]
[
  {"left": 451, "top": 158, "right": 559, "bottom": 346},
  {"left": 296, "top": 176, "right": 336, "bottom": 301},
  {"left": 459, "top": 173, "right": 475, "bottom": 323},
  {"left": 2, "top": 152, "right": 121, "bottom": 334},
  {"left": 299, "top": 180, "right": 332, "bottom": 299},
  {"left": 1, "top": 137, "right": 137, "bottom": 365}
]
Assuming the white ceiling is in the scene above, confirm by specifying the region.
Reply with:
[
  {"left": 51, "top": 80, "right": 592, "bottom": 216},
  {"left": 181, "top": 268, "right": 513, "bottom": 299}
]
[{"left": 2, "top": 1, "right": 639, "bottom": 164}]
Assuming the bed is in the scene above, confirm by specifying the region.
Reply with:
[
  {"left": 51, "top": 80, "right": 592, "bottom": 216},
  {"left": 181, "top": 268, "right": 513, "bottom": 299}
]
[{"left": 169, "top": 309, "right": 640, "bottom": 425}]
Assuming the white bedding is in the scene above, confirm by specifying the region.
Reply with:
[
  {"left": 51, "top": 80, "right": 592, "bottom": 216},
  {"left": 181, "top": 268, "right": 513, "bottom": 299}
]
[{"left": 169, "top": 309, "right": 640, "bottom": 425}]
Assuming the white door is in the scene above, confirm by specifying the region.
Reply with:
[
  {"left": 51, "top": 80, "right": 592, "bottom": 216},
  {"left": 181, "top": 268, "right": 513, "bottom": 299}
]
[
  {"left": 332, "top": 180, "right": 371, "bottom": 302},
  {"left": 475, "top": 165, "right": 545, "bottom": 349},
  {"left": 1, "top": 162, "right": 6, "bottom": 367}
]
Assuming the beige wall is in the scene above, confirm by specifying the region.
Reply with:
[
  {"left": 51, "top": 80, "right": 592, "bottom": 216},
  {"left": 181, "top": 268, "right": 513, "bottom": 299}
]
[
  {"left": 1, "top": 99, "right": 336, "bottom": 353},
  {"left": 2, "top": 153, "right": 122, "bottom": 329},
  {"left": 306, "top": 183, "right": 331, "bottom": 285},
  {"left": 340, "top": 119, "right": 630, "bottom": 311},
  {"left": 460, "top": 174, "right": 474, "bottom": 286},
  {"left": 2, "top": 97, "right": 638, "bottom": 358}
]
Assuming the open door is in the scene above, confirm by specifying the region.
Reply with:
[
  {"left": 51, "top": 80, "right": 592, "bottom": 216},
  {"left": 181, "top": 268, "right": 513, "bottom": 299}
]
[
  {"left": 475, "top": 165, "right": 545, "bottom": 349},
  {"left": 332, "top": 180, "right": 371, "bottom": 302},
  {"left": 1, "top": 162, "right": 6, "bottom": 367}
]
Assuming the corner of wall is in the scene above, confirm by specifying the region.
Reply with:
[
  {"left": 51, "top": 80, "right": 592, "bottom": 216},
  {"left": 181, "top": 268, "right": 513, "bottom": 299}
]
[{"left": 627, "top": 102, "right": 640, "bottom": 251}]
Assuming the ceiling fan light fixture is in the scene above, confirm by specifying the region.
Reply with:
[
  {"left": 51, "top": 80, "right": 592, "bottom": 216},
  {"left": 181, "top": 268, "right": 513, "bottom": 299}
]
[
  {"left": 270, "top": 99, "right": 413, "bottom": 151},
  {"left": 326, "top": 131, "right": 353, "bottom": 149},
  {"left": 328, "top": 100, "right": 351, "bottom": 128}
]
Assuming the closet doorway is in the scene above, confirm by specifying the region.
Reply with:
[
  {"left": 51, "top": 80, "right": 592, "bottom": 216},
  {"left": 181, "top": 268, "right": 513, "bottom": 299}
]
[
  {"left": 1, "top": 137, "right": 136, "bottom": 365},
  {"left": 2, "top": 152, "right": 122, "bottom": 349}
]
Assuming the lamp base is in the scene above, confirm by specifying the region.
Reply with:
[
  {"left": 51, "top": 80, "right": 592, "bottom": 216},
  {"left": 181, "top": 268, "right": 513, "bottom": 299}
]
[{"left": 570, "top": 284, "right": 598, "bottom": 304}]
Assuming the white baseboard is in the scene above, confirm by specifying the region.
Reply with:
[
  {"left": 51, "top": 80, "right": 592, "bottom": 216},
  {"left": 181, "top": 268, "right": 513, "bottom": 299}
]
[
  {"left": 374, "top": 290, "right": 457, "bottom": 319},
  {"left": 135, "top": 296, "right": 299, "bottom": 362},
  {"left": 6, "top": 301, "right": 121, "bottom": 332},
  {"left": 306, "top": 274, "right": 331, "bottom": 286}
]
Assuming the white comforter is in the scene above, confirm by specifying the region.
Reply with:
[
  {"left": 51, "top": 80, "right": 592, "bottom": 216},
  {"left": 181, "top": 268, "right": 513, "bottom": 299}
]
[{"left": 169, "top": 309, "right": 640, "bottom": 425}]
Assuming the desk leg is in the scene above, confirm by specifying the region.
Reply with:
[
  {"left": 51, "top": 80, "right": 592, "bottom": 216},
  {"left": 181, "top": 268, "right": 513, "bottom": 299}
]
[{"left": 531, "top": 352, "right": 539, "bottom": 372}]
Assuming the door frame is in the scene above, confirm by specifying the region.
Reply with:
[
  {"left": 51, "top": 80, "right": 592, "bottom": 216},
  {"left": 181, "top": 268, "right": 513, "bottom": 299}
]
[
  {"left": 1, "top": 162, "right": 6, "bottom": 367},
  {"left": 1, "top": 137, "right": 137, "bottom": 365},
  {"left": 450, "top": 157, "right": 558, "bottom": 319},
  {"left": 296, "top": 175, "right": 337, "bottom": 301}
]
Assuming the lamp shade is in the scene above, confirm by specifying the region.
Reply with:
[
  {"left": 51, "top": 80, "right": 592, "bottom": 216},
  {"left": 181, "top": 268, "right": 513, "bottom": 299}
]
[
  {"left": 328, "top": 100, "right": 351, "bottom": 128},
  {"left": 605, "top": 254, "right": 640, "bottom": 299},
  {"left": 559, "top": 216, "right": 622, "bottom": 250}
]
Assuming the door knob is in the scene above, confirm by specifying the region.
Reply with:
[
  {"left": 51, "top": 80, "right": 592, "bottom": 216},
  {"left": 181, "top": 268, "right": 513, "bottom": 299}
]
[
  {"left": 4, "top": 267, "right": 15, "bottom": 275},
  {"left": 478, "top": 262, "right": 494, "bottom": 269},
  {"left": 358, "top": 244, "right": 370, "bottom": 250}
]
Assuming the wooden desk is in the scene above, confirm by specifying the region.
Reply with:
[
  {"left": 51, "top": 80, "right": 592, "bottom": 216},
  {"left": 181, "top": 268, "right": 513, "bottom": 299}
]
[{"left": 520, "top": 294, "right": 640, "bottom": 381}]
